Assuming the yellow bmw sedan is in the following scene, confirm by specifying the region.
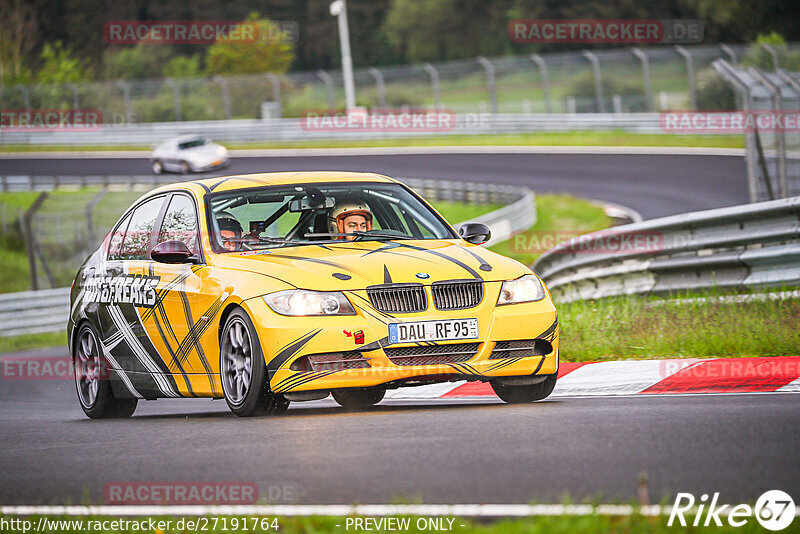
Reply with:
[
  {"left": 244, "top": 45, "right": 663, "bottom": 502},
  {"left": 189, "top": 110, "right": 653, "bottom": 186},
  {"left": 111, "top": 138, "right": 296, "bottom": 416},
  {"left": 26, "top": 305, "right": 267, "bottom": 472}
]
[{"left": 68, "top": 172, "right": 559, "bottom": 418}]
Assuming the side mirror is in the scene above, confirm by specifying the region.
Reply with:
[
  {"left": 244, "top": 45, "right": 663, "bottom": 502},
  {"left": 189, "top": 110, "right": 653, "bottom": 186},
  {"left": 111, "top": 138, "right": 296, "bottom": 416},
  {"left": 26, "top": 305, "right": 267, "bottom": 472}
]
[
  {"left": 151, "top": 240, "right": 194, "bottom": 264},
  {"left": 459, "top": 223, "right": 491, "bottom": 245}
]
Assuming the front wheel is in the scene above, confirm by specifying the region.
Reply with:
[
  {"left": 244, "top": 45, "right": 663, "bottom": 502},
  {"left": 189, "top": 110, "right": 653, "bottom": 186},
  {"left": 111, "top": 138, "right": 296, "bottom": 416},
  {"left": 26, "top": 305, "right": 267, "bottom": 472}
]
[
  {"left": 74, "top": 323, "right": 137, "bottom": 419},
  {"left": 332, "top": 388, "right": 386, "bottom": 409},
  {"left": 491, "top": 374, "right": 557, "bottom": 404},
  {"left": 151, "top": 160, "right": 163, "bottom": 174},
  {"left": 220, "top": 309, "right": 289, "bottom": 417}
]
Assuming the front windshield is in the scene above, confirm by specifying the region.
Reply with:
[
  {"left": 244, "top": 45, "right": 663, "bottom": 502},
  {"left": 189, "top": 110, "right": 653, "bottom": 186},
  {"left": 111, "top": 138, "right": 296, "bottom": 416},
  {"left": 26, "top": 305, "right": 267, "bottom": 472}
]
[{"left": 207, "top": 182, "right": 456, "bottom": 253}]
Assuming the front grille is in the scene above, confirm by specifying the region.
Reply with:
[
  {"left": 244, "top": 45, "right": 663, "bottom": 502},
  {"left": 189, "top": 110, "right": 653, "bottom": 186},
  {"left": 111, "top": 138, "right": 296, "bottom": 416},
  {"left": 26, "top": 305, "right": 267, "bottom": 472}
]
[
  {"left": 490, "top": 339, "right": 553, "bottom": 359},
  {"left": 302, "top": 351, "right": 371, "bottom": 371},
  {"left": 385, "top": 342, "right": 480, "bottom": 366},
  {"left": 367, "top": 283, "right": 427, "bottom": 313},
  {"left": 432, "top": 280, "right": 483, "bottom": 310}
]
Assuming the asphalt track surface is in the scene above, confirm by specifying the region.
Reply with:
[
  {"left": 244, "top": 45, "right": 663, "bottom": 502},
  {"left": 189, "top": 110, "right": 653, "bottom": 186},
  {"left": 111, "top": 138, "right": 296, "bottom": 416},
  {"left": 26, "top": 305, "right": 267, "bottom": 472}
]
[
  {"left": 1, "top": 348, "right": 799, "bottom": 505},
  {"left": 3, "top": 151, "right": 793, "bottom": 507},
  {"left": 0, "top": 151, "right": 749, "bottom": 218}
]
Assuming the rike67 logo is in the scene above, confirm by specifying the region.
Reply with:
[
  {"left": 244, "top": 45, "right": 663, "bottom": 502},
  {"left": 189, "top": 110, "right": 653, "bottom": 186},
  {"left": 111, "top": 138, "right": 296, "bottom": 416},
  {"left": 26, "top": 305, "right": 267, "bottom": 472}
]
[{"left": 669, "top": 490, "right": 796, "bottom": 531}]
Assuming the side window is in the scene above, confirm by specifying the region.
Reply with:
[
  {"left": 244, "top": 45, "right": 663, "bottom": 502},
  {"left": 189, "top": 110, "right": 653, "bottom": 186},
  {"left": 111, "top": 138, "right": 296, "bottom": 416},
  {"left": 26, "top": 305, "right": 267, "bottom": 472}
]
[
  {"left": 107, "top": 212, "right": 132, "bottom": 261},
  {"left": 119, "top": 196, "right": 165, "bottom": 261},
  {"left": 158, "top": 195, "right": 199, "bottom": 255}
]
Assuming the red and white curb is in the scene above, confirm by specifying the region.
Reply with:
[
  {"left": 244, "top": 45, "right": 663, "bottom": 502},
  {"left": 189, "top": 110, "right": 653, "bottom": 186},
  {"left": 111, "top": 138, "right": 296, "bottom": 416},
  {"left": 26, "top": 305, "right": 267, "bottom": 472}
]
[{"left": 383, "top": 356, "right": 800, "bottom": 399}]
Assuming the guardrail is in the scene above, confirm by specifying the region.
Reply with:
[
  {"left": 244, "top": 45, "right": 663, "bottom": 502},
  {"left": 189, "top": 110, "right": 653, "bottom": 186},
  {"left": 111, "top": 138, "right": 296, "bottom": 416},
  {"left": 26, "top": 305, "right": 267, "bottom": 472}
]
[
  {"left": 0, "top": 178, "right": 535, "bottom": 337},
  {"left": 0, "top": 113, "right": 668, "bottom": 146},
  {"left": 532, "top": 196, "right": 800, "bottom": 302},
  {"left": 0, "top": 288, "right": 70, "bottom": 337}
]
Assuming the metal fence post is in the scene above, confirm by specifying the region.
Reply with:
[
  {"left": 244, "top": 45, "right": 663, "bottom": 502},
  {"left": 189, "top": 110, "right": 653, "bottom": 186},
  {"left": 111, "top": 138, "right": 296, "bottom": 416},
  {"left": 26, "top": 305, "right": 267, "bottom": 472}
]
[
  {"left": 675, "top": 46, "right": 697, "bottom": 110},
  {"left": 17, "top": 85, "right": 31, "bottom": 111},
  {"left": 317, "top": 70, "right": 336, "bottom": 110},
  {"left": 760, "top": 44, "right": 779, "bottom": 70},
  {"left": 749, "top": 67, "right": 788, "bottom": 198},
  {"left": 214, "top": 76, "right": 232, "bottom": 119},
  {"left": 720, "top": 44, "right": 737, "bottom": 67},
  {"left": 423, "top": 63, "right": 442, "bottom": 110},
  {"left": 116, "top": 80, "right": 133, "bottom": 124},
  {"left": 713, "top": 59, "right": 758, "bottom": 202},
  {"left": 66, "top": 83, "right": 79, "bottom": 108},
  {"left": 529, "top": 54, "right": 552, "bottom": 113},
  {"left": 164, "top": 78, "right": 182, "bottom": 121},
  {"left": 265, "top": 73, "right": 282, "bottom": 116},
  {"left": 368, "top": 67, "right": 387, "bottom": 108},
  {"left": 23, "top": 193, "right": 48, "bottom": 290},
  {"left": 581, "top": 50, "right": 605, "bottom": 113},
  {"left": 85, "top": 189, "right": 107, "bottom": 252},
  {"left": 632, "top": 48, "right": 653, "bottom": 111},
  {"left": 476, "top": 56, "right": 498, "bottom": 114}
]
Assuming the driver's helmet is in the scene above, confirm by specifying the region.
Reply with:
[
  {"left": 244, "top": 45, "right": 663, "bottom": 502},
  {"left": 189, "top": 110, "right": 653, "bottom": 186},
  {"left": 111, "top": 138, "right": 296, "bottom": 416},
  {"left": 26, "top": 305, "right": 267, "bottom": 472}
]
[
  {"left": 216, "top": 211, "right": 243, "bottom": 251},
  {"left": 328, "top": 202, "right": 373, "bottom": 238}
]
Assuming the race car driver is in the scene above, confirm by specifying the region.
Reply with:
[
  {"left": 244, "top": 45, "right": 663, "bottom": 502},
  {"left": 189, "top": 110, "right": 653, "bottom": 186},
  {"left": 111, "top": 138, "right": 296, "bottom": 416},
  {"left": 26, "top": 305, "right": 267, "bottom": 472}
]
[
  {"left": 216, "top": 211, "right": 243, "bottom": 251},
  {"left": 329, "top": 202, "right": 373, "bottom": 241}
]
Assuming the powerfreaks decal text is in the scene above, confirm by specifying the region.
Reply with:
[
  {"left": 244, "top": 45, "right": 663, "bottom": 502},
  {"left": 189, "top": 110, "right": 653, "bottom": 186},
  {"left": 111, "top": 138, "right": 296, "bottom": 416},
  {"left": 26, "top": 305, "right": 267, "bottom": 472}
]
[{"left": 84, "top": 275, "right": 161, "bottom": 308}]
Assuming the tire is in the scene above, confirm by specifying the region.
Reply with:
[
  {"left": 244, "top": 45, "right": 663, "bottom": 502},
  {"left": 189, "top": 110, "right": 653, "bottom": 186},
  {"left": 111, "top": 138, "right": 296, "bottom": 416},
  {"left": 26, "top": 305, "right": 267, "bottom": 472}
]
[
  {"left": 491, "top": 373, "right": 557, "bottom": 404},
  {"left": 220, "top": 309, "right": 289, "bottom": 417},
  {"left": 74, "top": 323, "right": 138, "bottom": 419},
  {"left": 332, "top": 387, "right": 386, "bottom": 409},
  {"left": 179, "top": 161, "right": 191, "bottom": 174},
  {"left": 151, "top": 160, "right": 163, "bottom": 174}
]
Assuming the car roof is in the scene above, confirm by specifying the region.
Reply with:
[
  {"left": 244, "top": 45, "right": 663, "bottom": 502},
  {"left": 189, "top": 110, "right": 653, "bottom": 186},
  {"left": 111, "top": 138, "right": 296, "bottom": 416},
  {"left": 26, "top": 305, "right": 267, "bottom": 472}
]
[{"left": 147, "top": 171, "right": 399, "bottom": 197}]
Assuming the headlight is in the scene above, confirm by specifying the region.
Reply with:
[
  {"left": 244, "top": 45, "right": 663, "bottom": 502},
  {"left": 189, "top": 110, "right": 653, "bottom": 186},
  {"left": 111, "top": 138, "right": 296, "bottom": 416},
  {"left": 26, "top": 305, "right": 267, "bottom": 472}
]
[
  {"left": 216, "top": 146, "right": 227, "bottom": 156},
  {"left": 263, "top": 290, "right": 356, "bottom": 316},
  {"left": 497, "top": 274, "right": 545, "bottom": 305}
]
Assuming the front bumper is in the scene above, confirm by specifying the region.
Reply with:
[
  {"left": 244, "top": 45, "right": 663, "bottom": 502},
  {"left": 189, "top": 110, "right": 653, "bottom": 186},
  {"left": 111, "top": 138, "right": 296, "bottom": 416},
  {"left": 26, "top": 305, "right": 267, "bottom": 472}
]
[
  {"left": 245, "top": 282, "right": 559, "bottom": 394},
  {"left": 193, "top": 157, "right": 230, "bottom": 172}
]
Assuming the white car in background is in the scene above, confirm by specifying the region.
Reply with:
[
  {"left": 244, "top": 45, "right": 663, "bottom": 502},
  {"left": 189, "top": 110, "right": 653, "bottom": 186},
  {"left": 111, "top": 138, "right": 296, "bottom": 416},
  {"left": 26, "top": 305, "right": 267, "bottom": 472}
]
[{"left": 150, "top": 135, "right": 230, "bottom": 174}]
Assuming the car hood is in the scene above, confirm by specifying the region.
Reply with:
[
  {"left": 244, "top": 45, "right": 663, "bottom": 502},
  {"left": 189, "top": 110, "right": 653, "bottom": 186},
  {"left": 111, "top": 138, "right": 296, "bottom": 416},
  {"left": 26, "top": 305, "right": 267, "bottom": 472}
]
[{"left": 212, "top": 239, "right": 528, "bottom": 291}]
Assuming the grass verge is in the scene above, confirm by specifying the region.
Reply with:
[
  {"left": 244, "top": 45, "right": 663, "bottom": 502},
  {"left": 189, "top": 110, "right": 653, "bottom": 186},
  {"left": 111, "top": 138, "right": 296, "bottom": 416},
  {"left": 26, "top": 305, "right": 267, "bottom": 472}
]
[
  {"left": 0, "top": 131, "right": 744, "bottom": 153},
  {"left": 489, "top": 193, "right": 611, "bottom": 266},
  {"left": 558, "top": 289, "right": 800, "bottom": 362},
  {"left": 0, "top": 331, "right": 66, "bottom": 354}
]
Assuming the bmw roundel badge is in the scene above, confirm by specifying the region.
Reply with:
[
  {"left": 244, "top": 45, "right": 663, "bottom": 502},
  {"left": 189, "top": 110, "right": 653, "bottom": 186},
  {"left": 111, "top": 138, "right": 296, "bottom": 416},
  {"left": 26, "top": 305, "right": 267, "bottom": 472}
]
[{"left": 415, "top": 272, "right": 430, "bottom": 280}]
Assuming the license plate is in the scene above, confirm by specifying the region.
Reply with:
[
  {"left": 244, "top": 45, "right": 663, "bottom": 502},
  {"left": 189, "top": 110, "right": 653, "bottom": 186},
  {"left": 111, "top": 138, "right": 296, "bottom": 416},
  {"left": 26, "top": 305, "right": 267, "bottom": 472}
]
[{"left": 388, "top": 318, "right": 478, "bottom": 344}]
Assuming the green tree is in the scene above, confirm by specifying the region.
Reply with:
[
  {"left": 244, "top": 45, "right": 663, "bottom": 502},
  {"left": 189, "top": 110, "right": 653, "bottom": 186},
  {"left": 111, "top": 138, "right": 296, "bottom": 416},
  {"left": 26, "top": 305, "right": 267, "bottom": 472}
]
[
  {"left": 37, "top": 41, "right": 92, "bottom": 84},
  {"left": 103, "top": 44, "right": 174, "bottom": 80},
  {"left": 742, "top": 32, "right": 800, "bottom": 70},
  {"left": 163, "top": 55, "right": 202, "bottom": 78},
  {"left": 205, "top": 13, "right": 294, "bottom": 75},
  {"left": 0, "top": 0, "right": 38, "bottom": 84}
]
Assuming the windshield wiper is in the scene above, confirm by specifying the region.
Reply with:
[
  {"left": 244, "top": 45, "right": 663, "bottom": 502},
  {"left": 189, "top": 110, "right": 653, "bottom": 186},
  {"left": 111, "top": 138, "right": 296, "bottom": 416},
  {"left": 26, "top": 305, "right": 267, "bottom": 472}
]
[{"left": 304, "top": 231, "right": 413, "bottom": 241}]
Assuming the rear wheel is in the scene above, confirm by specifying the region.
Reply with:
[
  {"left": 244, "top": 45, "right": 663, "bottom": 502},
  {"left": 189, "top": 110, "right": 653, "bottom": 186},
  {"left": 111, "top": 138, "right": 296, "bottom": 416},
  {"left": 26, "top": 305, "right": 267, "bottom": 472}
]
[
  {"left": 220, "top": 309, "right": 289, "bottom": 417},
  {"left": 179, "top": 161, "right": 191, "bottom": 174},
  {"left": 491, "top": 374, "right": 557, "bottom": 404},
  {"left": 74, "top": 323, "right": 137, "bottom": 419},
  {"left": 332, "top": 388, "right": 386, "bottom": 409}
]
